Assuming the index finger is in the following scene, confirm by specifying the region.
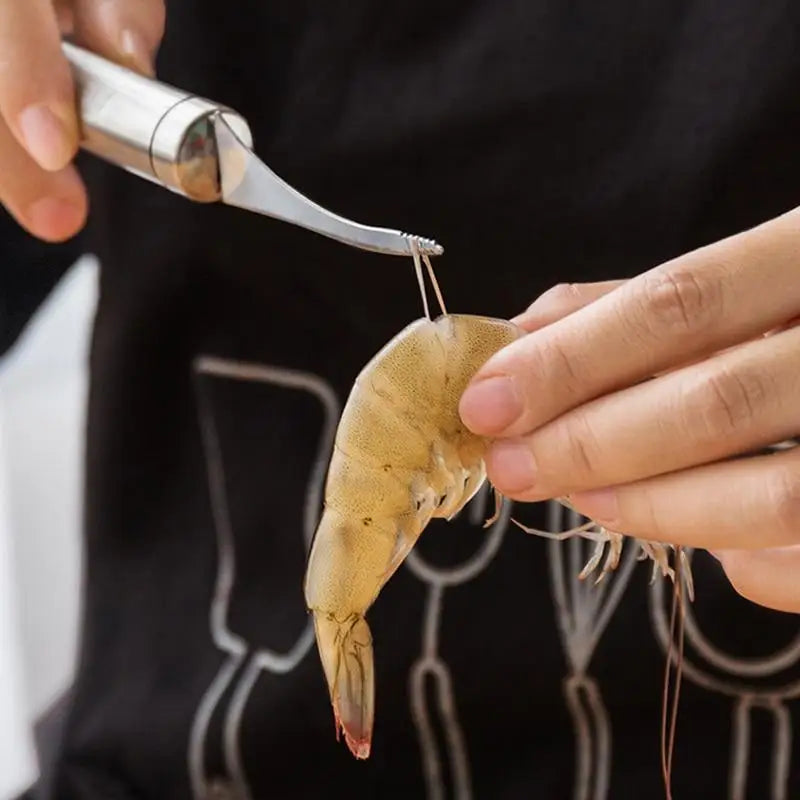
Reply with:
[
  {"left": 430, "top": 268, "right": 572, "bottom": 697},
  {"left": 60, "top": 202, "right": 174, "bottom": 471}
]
[{"left": 460, "top": 207, "right": 800, "bottom": 438}]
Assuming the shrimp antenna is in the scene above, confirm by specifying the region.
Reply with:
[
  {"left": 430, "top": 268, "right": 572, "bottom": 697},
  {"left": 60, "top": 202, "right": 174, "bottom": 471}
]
[
  {"left": 410, "top": 239, "right": 448, "bottom": 320},
  {"left": 660, "top": 545, "right": 686, "bottom": 800},
  {"left": 422, "top": 252, "right": 448, "bottom": 316},
  {"left": 411, "top": 241, "right": 431, "bottom": 320}
]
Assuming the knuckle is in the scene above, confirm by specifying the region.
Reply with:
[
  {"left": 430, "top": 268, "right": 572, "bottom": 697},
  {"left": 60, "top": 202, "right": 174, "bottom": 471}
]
[
  {"left": 561, "top": 412, "right": 600, "bottom": 476},
  {"left": 639, "top": 491, "right": 666, "bottom": 541},
  {"left": 688, "top": 367, "right": 765, "bottom": 439},
  {"left": 638, "top": 268, "right": 724, "bottom": 338},
  {"left": 623, "top": 488, "right": 668, "bottom": 542},
  {"left": 768, "top": 467, "right": 800, "bottom": 540},
  {"left": 540, "top": 335, "right": 582, "bottom": 390}
]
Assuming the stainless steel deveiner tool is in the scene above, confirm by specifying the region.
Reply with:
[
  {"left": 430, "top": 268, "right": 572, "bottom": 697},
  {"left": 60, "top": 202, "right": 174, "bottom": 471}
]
[{"left": 62, "top": 42, "right": 443, "bottom": 257}]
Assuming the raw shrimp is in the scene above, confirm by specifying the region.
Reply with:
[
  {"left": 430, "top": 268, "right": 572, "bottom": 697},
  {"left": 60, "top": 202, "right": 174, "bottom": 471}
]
[
  {"left": 302, "top": 257, "right": 523, "bottom": 758},
  {"left": 303, "top": 249, "right": 691, "bottom": 768}
]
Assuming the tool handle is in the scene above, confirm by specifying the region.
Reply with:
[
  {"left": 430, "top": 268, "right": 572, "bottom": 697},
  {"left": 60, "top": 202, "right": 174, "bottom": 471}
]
[{"left": 62, "top": 41, "right": 252, "bottom": 202}]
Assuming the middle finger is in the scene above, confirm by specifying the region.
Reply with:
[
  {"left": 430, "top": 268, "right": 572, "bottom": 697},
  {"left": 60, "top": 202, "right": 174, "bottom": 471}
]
[{"left": 486, "top": 323, "right": 800, "bottom": 500}]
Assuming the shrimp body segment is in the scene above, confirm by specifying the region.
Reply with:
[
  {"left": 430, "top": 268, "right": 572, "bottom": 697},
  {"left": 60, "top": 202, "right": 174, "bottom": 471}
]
[{"left": 303, "top": 313, "right": 523, "bottom": 759}]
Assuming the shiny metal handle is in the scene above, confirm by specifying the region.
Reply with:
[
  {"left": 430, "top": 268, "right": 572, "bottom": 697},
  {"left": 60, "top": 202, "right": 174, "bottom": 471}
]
[{"left": 62, "top": 41, "right": 253, "bottom": 202}]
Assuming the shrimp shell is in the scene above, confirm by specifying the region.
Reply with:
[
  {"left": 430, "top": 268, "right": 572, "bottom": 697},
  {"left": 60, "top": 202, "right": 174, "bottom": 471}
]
[{"left": 303, "top": 312, "right": 523, "bottom": 758}]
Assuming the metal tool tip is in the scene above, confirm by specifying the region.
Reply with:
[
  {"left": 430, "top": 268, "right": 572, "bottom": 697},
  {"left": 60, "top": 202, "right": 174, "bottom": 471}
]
[{"left": 404, "top": 233, "right": 444, "bottom": 257}]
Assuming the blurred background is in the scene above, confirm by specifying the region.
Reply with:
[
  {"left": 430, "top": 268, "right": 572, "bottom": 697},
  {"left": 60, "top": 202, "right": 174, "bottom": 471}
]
[{"left": 0, "top": 213, "right": 95, "bottom": 799}]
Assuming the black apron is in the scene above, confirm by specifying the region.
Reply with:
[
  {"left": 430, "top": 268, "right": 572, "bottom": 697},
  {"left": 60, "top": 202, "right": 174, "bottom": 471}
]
[{"left": 21, "top": 1, "right": 800, "bottom": 797}]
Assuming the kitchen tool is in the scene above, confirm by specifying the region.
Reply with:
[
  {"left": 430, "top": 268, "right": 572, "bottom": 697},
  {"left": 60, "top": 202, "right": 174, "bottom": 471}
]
[{"left": 62, "top": 41, "right": 443, "bottom": 258}]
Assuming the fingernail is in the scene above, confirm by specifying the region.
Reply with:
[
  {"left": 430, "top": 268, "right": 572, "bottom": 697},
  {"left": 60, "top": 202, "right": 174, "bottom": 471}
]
[
  {"left": 510, "top": 309, "right": 533, "bottom": 326},
  {"left": 17, "top": 104, "right": 75, "bottom": 171},
  {"left": 460, "top": 376, "right": 522, "bottom": 433},
  {"left": 120, "top": 28, "right": 154, "bottom": 76},
  {"left": 487, "top": 440, "right": 537, "bottom": 492},
  {"left": 569, "top": 488, "right": 619, "bottom": 524},
  {"left": 55, "top": 4, "right": 75, "bottom": 35},
  {"left": 510, "top": 286, "right": 563, "bottom": 324},
  {"left": 510, "top": 298, "right": 546, "bottom": 325},
  {"left": 27, "top": 196, "right": 85, "bottom": 240}
]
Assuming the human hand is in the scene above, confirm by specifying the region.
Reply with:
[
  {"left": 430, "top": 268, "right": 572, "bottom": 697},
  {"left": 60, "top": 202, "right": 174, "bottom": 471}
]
[
  {"left": 459, "top": 208, "right": 800, "bottom": 613},
  {"left": 0, "top": 0, "right": 165, "bottom": 242}
]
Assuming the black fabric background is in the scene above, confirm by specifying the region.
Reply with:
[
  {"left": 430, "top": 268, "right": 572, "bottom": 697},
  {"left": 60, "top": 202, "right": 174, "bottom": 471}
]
[{"left": 12, "top": 1, "right": 800, "bottom": 797}]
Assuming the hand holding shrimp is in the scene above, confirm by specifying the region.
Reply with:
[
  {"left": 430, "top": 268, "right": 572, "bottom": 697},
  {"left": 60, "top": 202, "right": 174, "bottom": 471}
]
[
  {"left": 460, "top": 207, "right": 800, "bottom": 614},
  {"left": 303, "top": 250, "right": 692, "bottom": 763}
]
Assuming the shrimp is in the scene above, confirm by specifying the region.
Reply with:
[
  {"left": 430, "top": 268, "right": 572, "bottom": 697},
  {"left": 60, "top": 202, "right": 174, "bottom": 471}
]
[
  {"left": 302, "top": 250, "right": 523, "bottom": 758},
  {"left": 303, "top": 249, "right": 692, "bottom": 764}
]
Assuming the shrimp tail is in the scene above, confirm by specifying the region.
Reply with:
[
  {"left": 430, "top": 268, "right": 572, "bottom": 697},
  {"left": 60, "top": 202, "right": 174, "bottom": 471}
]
[{"left": 313, "top": 611, "right": 375, "bottom": 760}]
